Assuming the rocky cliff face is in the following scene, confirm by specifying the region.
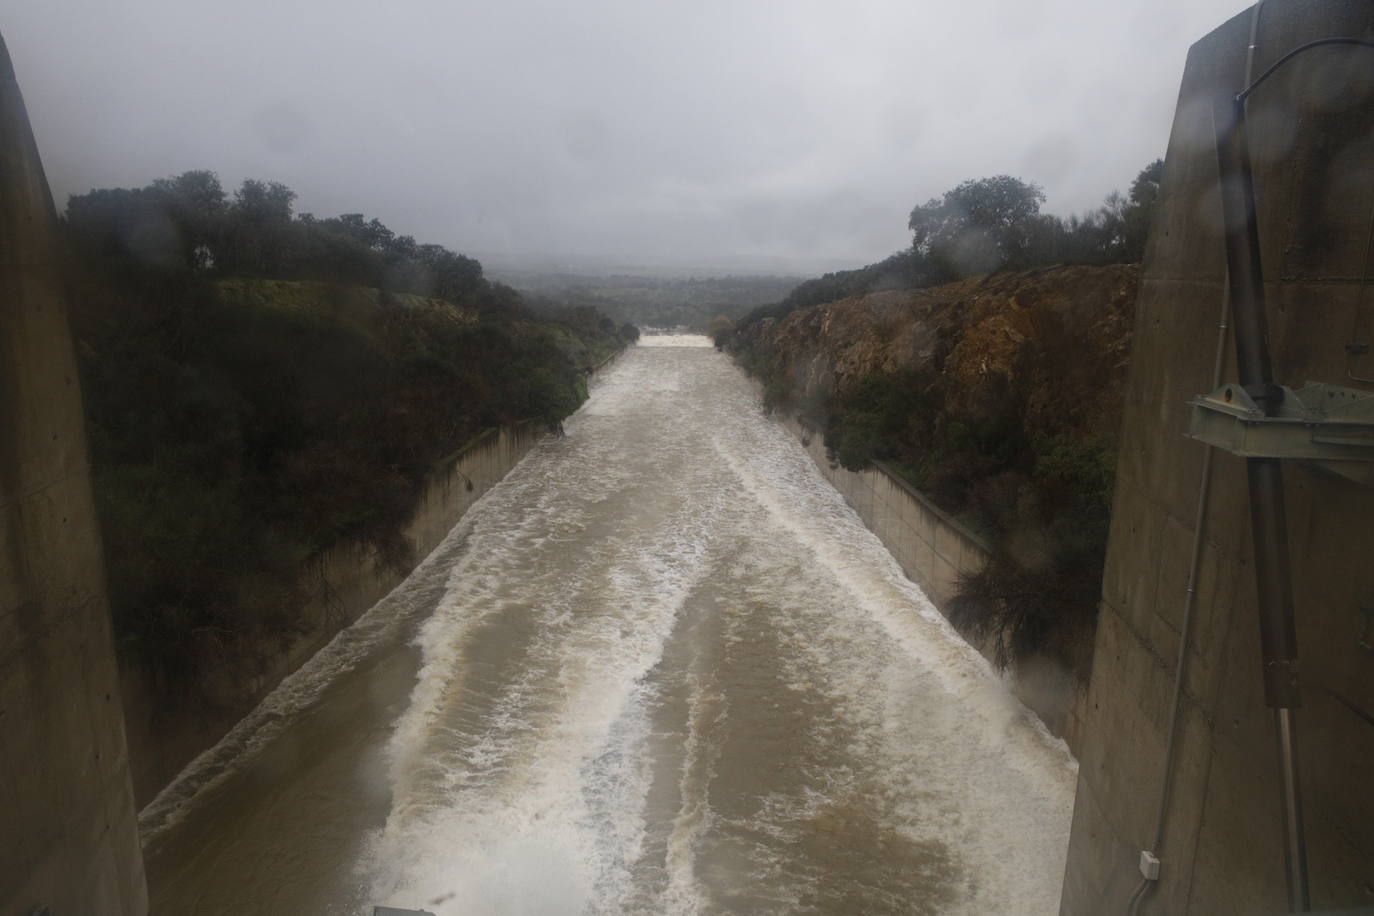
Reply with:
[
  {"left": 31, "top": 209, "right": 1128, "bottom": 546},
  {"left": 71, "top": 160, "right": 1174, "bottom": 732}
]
[{"left": 736, "top": 263, "right": 1138, "bottom": 445}]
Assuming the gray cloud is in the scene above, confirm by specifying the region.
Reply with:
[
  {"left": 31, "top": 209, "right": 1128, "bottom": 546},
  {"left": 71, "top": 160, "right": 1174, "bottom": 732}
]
[{"left": 3, "top": 0, "right": 1249, "bottom": 271}]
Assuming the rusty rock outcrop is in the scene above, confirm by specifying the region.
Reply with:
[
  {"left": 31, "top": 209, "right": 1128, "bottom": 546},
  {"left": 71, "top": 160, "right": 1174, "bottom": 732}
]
[{"left": 737, "top": 263, "right": 1138, "bottom": 445}]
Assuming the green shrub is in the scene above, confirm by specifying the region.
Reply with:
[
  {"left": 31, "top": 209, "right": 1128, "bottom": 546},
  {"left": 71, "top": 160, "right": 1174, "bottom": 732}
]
[{"left": 948, "top": 553, "right": 1098, "bottom": 677}]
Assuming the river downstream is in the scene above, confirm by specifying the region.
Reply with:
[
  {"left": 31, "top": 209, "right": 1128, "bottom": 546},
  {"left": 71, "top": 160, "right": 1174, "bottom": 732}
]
[{"left": 142, "top": 335, "right": 1075, "bottom": 915}]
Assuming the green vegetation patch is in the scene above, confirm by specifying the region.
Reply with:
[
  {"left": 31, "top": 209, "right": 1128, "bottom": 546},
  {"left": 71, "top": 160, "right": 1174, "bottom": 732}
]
[
  {"left": 816, "top": 368, "right": 1116, "bottom": 677},
  {"left": 65, "top": 170, "right": 633, "bottom": 698}
]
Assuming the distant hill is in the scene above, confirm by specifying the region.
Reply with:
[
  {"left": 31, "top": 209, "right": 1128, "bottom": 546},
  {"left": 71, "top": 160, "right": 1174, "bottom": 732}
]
[{"left": 489, "top": 268, "right": 805, "bottom": 330}]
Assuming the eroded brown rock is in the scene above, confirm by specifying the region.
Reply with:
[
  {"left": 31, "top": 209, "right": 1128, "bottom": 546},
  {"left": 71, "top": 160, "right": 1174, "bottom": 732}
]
[{"left": 737, "top": 263, "right": 1138, "bottom": 445}]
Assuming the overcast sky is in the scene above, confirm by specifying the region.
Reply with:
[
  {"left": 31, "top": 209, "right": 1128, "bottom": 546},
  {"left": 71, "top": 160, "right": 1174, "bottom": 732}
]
[{"left": 4, "top": 0, "right": 1248, "bottom": 273}]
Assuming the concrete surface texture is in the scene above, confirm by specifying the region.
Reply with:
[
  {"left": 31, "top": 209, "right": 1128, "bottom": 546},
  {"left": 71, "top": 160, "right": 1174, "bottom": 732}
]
[
  {"left": 783, "top": 414, "right": 1089, "bottom": 746},
  {"left": 1059, "top": 2, "right": 1374, "bottom": 913},
  {"left": 784, "top": 416, "right": 992, "bottom": 608},
  {"left": 122, "top": 421, "right": 548, "bottom": 805},
  {"left": 0, "top": 31, "right": 148, "bottom": 916}
]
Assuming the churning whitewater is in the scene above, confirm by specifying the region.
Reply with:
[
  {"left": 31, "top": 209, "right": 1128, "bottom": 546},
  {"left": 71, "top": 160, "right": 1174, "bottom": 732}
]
[{"left": 144, "top": 336, "right": 1075, "bottom": 915}]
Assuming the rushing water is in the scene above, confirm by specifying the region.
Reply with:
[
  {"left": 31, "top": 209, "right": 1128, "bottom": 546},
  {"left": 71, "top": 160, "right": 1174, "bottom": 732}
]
[{"left": 142, "top": 335, "right": 1076, "bottom": 915}]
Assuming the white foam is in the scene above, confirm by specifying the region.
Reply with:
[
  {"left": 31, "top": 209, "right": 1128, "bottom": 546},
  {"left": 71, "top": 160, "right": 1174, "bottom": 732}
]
[
  {"left": 635, "top": 333, "right": 713, "bottom": 348},
  {"left": 158, "top": 342, "right": 1076, "bottom": 913},
  {"left": 363, "top": 389, "right": 733, "bottom": 910},
  {"left": 362, "top": 344, "right": 1076, "bottom": 913},
  {"left": 137, "top": 499, "right": 501, "bottom": 846},
  {"left": 699, "top": 364, "right": 1077, "bottom": 914}
]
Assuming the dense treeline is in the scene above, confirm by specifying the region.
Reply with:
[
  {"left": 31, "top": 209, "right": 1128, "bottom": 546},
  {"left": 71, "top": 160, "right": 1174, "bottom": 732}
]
[
  {"left": 64, "top": 171, "right": 632, "bottom": 687},
  {"left": 726, "top": 160, "right": 1160, "bottom": 337},
  {"left": 724, "top": 161, "right": 1161, "bottom": 676},
  {"left": 66, "top": 171, "right": 500, "bottom": 304}
]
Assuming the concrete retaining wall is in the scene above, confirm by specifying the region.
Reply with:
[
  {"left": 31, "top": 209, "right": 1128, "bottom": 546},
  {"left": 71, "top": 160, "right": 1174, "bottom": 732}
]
[
  {"left": 0, "top": 32, "right": 147, "bottom": 916},
  {"left": 122, "top": 423, "right": 546, "bottom": 804},
  {"left": 122, "top": 351, "right": 627, "bottom": 803},
  {"left": 1060, "top": 3, "right": 1374, "bottom": 912},
  {"left": 782, "top": 416, "right": 991, "bottom": 607},
  {"left": 124, "top": 343, "right": 628, "bottom": 804},
  {"left": 781, "top": 415, "right": 1089, "bottom": 745}
]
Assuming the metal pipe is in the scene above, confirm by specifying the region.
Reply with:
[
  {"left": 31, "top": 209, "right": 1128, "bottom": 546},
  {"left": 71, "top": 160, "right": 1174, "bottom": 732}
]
[
  {"left": 1149, "top": 283, "right": 1234, "bottom": 856},
  {"left": 1243, "top": 456, "right": 1302, "bottom": 709},
  {"left": 1124, "top": 11, "right": 1263, "bottom": 912},
  {"left": 1126, "top": 432, "right": 1222, "bottom": 916},
  {"left": 1213, "top": 86, "right": 1308, "bottom": 912},
  {"left": 1276, "top": 708, "right": 1310, "bottom": 910},
  {"left": 1153, "top": 447, "right": 1218, "bottom": 855},
  {"left": 1215, "top": 96, "right": 1283, "bottom": 417},
  {"left": 1126, "top": 303, "right": 1230, "bottom": 916}
]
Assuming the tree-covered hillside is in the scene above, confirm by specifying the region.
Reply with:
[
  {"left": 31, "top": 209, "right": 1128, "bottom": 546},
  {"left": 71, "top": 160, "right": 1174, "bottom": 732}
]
[
  {"left": 64, "top": 171, "right": 632, "bottom": 688},
  {"left": 724, "top": 160, "right": 1161, "bottom": 339}
]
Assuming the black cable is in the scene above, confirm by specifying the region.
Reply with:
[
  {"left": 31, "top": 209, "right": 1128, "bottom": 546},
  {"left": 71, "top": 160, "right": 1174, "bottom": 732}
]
[
  {"left": 1236, "top": 37, "right": 1374, "bottom": 103},
  {"left": 1126, "top": 877, "right": 1150, "bottom": 916}
]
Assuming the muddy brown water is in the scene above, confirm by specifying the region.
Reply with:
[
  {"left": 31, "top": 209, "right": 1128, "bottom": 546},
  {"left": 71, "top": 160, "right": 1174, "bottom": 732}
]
[{"left": 141, "top": 336, "right": 1075, "bottom": 915}]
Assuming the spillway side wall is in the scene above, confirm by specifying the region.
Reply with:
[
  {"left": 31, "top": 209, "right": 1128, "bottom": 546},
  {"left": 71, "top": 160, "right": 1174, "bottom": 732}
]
[
  {"left": 121, "top": 423, "right": 545, "bottom": 802},
  {"left": 781, "top": 415, "right": 1089, "bottom": 747}
]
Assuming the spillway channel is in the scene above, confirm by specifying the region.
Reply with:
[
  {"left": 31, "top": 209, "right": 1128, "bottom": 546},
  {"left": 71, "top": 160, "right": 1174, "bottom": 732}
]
[{"left": 141, "top": 335, "right": 1076, "bottom": 915}]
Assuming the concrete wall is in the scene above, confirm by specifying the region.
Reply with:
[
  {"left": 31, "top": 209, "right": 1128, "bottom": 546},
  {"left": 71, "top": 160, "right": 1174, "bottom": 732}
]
[
  {"left": 1060, "top": 3, "right": 1374, "bottom": 913},
  {"left": 122, "top": 422, "right": 546, "bottom": 804},
  {"left": 781, "top": 415, "right": 1089, "bottom": 745},
  {"left": 122, "top": 340, "right": 629, "bottom": 804},
  {"left": 782, "top": 416, "right": 991, "bottom": 607},
  {"left": 0, "top": 32, "right": 147, "bottom": 916}
]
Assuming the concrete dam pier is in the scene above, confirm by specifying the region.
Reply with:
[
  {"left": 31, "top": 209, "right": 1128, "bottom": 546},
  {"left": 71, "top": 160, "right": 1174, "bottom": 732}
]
[
  {"left": 1059, "top": 1, "right": 1374, "bottom": 912},
  {"left": 0, "top": 30, "right": 147, "bottom": 916}
]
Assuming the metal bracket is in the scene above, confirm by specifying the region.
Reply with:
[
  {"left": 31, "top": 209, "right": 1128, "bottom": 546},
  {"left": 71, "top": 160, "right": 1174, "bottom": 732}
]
[{"left": 1188, "top": 381, "right": 1374, "bottom": 483}]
